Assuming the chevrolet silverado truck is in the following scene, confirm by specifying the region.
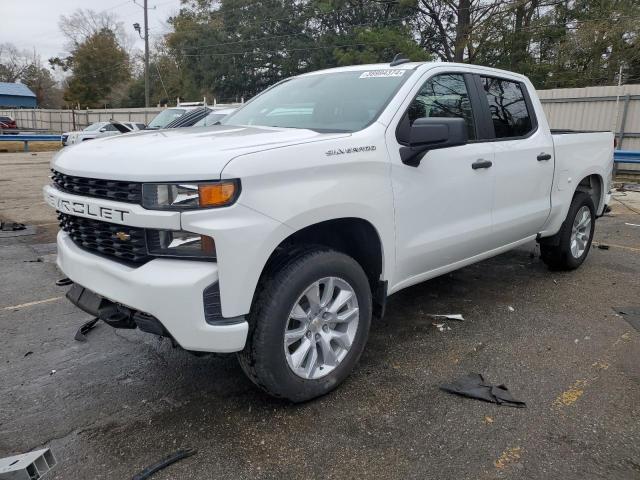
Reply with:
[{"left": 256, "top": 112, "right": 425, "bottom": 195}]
[{"left": 44, "top": 61, "right": 613, "bottom": 402}]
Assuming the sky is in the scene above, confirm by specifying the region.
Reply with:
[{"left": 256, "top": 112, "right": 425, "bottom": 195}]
[{"left": 1, "top": 0, "right": 181, "bottom": 67}]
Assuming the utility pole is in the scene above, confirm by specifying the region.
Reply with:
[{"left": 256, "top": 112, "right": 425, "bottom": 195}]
[
  {"left": 133, "top": 1, "right": 152, "bottom": 107},
  {"left": 143, "top": 0, "right": 150, "bottom": 108}
]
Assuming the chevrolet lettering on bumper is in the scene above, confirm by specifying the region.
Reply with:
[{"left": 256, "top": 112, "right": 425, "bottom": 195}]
[
  {"left": 43, "top": 184, "right": 181, "bottom": 229},
  {"left": 46, "top": 192, "right": 130, "bottom": 222}
]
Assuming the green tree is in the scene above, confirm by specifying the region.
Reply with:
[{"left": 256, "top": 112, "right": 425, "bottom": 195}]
[
  {"left": 50, "top": 28, "right": 131, "bottom": 108},
  {"left": 164, "top": 0, "right": 428, "bottom": 102},
  {"left": 21, "top": 62, "right": 63, "bottom": 108}
]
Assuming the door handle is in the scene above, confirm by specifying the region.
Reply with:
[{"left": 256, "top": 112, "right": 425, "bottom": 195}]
[
  {"left": 537, "top": 152, "right": 552, "bottom": 161},
  {"left": 472, "top": 159, "right": 493, "bottom": 169}
]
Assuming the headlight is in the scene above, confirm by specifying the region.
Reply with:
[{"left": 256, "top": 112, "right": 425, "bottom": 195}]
[
  {"left": 142, "top": 180, "right": 240, "bottom": 210},
  {"left": 146, "top": 230, "right": 216, "bottom": 259}
]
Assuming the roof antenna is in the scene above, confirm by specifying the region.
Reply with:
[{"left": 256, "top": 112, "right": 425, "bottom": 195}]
[{"left": 390, "top": 53, "right": 410, "bottom": 67}]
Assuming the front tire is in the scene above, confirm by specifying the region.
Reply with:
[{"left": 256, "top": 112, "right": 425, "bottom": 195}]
[
  {"left": 238, "top": 248, "right": 372, "bottom": 402},
  {"left": 540, "top": 192, "right": 595, "bottom": 270}
]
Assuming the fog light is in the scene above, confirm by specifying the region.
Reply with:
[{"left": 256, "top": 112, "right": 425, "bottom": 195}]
[{"left": 146, "top": 230, "right": 216, "bottom": 260}]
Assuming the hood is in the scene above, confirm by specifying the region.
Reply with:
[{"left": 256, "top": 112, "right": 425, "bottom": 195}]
[{"left": 52, "top": 125, "right": 349, "bottom": 181}]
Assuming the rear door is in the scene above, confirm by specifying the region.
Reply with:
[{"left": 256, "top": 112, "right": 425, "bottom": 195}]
[{"left": 475, "top": 75, "right": 554, "bottom": 245}]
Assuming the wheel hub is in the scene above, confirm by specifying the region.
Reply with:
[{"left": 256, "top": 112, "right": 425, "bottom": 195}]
[
  {"left": 283, "top": 276, "right": 360, "bottom": 380},
  {"left": 570, "top": 205, "right": 592, "bottom": 259}
]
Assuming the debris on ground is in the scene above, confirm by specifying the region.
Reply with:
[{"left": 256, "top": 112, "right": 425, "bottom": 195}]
[
  {"left": 429, "top": 313, "right": 465, "bottom": 321},
  {"left": 440, "top": 373, "right": 526, "bottom": 408},
  {"left": 56, "top": 277, "right": 73, "bottom": 286},
  {"left": 613, "top": 306, "right": 640, "bottom": 332},
  {"left": 74, "top": 318, "right": 100, "bottom": 342},
  {"left": 49, "top": 370, "right": 56, "bottom": 375},
  {"left": 432, "top": 322, "right": 451, "bottom": 332},
  {"left": 625, "top": 222, "right": 640, "bottom": 227},
  {"left": 597, "top": 244, "right": 610, "bottom": 250},
  {"left": 0, "top": 448, "right": 57, "bottom": 478},
  {"left": 131, "top": 449, "right": 197, "bottom": 480},
  {"left": 24, "top": 351, "right": 33, "bottom": 357},
  {"left": 508, "top": 306, "right": 515, "bottom": 312},
  {"left": 620, "top": 183, "right": 640, "bottom": 193},
  {"left": 0, "top": 223, "right": 36, "bottom": 238},
  {"left": 0, "top": 221, "right": 25, "bottom": 231}
]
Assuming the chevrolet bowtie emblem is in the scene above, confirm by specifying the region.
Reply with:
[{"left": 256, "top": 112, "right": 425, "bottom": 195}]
[{"left": 115, "top": 231, "right": 131, "bottom": 241}]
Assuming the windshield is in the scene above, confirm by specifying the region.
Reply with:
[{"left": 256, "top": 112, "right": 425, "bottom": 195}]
[
  {"left": 84, "top": 123, "right": 106, "bottom": 132},
  {"left": 194, "top": 112, "right": 229, "bottom": 127},
  {"left": 147, "top": 108, "right": 186, "bottom": 129},
  {"left": 222, "top": 70, "right": 411, "bottom": 132}
]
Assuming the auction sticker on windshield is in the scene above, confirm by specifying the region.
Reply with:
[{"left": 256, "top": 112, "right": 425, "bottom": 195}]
[{"left": 359, "top": 70, "right": 405, "bottom": 78}]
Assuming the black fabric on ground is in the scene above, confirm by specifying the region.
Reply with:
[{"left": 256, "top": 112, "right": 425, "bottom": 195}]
[
  {"left": 74, "top": 317, "right": 100, "bottom": 342},
  {"left": 440, "top": 373, "right": 526, "bottom": 408}
]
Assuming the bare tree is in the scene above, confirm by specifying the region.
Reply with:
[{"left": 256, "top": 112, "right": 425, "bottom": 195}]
[
  {"left": 414, "top": 0, "right": 511, "bottom": 62},
  {"left": 58, "top": 9, "right": 132, "bottom": 51},
  {"left": 0, "top": 43, "right": 31, "bottom": 82}
]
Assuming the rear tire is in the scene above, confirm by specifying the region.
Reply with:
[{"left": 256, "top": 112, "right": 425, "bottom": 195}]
[
  {"left": 238, "top": 247, "right": 372, "bottom": 402},
  {"left": 540, "top": 192, "right": 595, "bottom": 270}
]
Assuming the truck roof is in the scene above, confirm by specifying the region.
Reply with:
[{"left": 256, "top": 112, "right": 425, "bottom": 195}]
[{"left": 300, "top": 62, "right": 529, "bottom": 82}]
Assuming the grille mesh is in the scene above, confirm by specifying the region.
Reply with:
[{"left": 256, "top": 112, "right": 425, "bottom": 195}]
[
  {"left": 52, "top": 170, "right": 142, "bottom": 204},
  {"left": 58, "top": 213, "right": 150, "bottom": 264}
]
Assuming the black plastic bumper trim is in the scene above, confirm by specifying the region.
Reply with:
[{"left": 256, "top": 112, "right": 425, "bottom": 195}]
[{"left": 203, "top": 282, "right": 245, "bottom": 326}]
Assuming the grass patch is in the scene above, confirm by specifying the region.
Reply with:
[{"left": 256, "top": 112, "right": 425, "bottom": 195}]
[{"left": 0, "top": 141, "right": 62, "bottom": 153}]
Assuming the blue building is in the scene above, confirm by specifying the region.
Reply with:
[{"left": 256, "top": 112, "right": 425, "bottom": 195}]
[{"left": 0, "top": 82, "right": 37, "bottom": 108}]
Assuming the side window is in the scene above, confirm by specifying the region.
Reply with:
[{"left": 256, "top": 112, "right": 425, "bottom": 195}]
[
  {"left": 406, "top": 73, "right": 476, "bottom": 140},
  {"left": 103, "top": 124, "right": 118, "bottom": 132},
  {"left": 480, "top": 77, "right": 533, "bottom": 138}
]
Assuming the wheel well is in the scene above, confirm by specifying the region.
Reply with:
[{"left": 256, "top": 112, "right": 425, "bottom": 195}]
[
  {"left": 575, "top": 174, "right": 603, "bottom": 210},
  {"left": 258, "top": 218, "right": 385, "bottom": 311}
]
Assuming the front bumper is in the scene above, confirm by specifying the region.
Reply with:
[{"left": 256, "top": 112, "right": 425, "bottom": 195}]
[{"left": 56, "top": 231, "right": 248, "bottom": 352}]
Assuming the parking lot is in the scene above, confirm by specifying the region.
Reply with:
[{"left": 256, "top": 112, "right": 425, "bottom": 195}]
[{"left": 1, "top": 151, "right": 639, "bottom": 479}]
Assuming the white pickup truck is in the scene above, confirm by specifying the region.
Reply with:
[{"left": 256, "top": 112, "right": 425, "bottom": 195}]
[{"left": 44, "top": 61, "right": 613, "bottom": 401}]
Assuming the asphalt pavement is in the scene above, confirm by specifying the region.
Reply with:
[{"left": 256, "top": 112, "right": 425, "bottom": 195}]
[{"left": 1, "top": 152, "right": 639, "bottom": 479}]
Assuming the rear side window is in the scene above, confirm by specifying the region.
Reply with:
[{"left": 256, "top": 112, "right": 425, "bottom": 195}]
[
  {"left": 406, "top": 74, "right": 476, "bottom": 140},
  {"left": 480, "top": 77, "right": 533, "bottom": 138}
]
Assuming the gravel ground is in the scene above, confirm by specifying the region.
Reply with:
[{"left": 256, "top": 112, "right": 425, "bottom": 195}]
[{"left": 1, "top": 152, "right": 639, "bottom": 479}]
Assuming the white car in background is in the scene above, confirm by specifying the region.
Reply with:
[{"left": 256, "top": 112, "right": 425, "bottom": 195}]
[{"left": 62, "top": 121, "right": 145, "bottom": 146}]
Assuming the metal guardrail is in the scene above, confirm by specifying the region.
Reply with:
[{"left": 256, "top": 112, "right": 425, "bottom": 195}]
[
  {"left": 614, "top": 150, "right": 640, "bottom": 164},
  {"left": 0, "top": 134, "right": 62, "bottom": 152}
]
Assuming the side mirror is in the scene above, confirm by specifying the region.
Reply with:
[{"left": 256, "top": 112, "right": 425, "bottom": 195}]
[
  {"left": 99, "top": 127, "right": 107, "bottom": 132},
  {"left": 399, "top": 117, "right": 468, "bottom": 167}
]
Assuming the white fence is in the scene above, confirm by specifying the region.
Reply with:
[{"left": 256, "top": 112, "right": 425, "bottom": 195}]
[{"left": 0, "top": 105, "right": 239, "bottom": 134}]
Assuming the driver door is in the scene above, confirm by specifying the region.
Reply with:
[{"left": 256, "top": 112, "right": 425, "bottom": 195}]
[{"left": 386, "top": 71, "right": 496, "bottom": 289}]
